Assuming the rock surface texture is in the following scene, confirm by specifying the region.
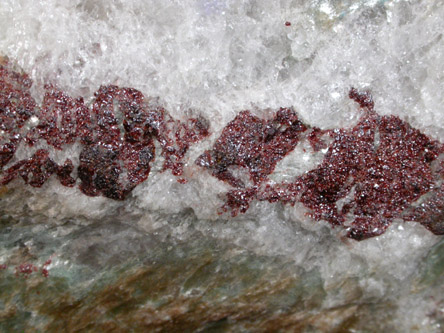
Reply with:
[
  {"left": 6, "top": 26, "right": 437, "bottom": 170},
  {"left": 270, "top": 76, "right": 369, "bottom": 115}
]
[{"left": 1, "top": 0, "right": 444, "bottom": 331}]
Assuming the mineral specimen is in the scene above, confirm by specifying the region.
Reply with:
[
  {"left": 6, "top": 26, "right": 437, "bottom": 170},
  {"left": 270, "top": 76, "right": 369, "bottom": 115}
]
[{"left": 1, "top": 1, "right": 444, "bottom": 331}]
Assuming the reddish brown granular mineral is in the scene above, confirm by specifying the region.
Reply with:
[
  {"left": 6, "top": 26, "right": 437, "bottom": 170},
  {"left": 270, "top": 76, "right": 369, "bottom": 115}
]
[
  {"left": 307, "top": 127, "right": 330, "bottom": 152},
  {"left": 15, "top": 263, "right": 38, "bottom": 278},
  {"left": 0, "top": 62, "right": 209, "bottom": 199},
  {"left": 11, "top": 258, "right": 53, "bottom": 278},
  {"left": 26, "top": 85, "right": 80, "bottom": 148},
  {"left": 211, "top": 88, "right": 444, "bottom": 239},
  {"left": 77, "top": 85, "right": 157, "bottom": 199},
  {"left": 155, "top": 108, "right": 209, "bottom": 177},
  {"left": 195, "top": 108, "right": 307, "bottom": 215},
  {"left": 299, "top": 113, "right": 440, "bottom": 239},
  {"left": 256, "top": 89, "right": 443, "bottom": 240},
  {"left": 196, "top": 108, "right": 307, "bottom": 188},
  {"left": 1, "top": 57, "right": 444, "bottom": 241},
  {"left": 76, "top": 85, "right": 208, "bottom": 199},
  {"left": 0, "top": 59, "right": 36, "bottom": 168},
  {"left": 41, "top": 259, "right": 52, "bottom": 278},
  {"left": 2, "top": 149, "right": 75, "bottom": 187}
]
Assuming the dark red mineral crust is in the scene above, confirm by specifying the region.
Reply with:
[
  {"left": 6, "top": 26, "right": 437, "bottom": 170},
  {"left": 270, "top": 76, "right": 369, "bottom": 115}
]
[
  {"left": 15, "top": 263, "right": 38, "bottom": 278},
  {"left": 12, "top": 258, "right": 52, "bottom": 278},
  {"left": 196, "top": 108, "right": 307, "bottom": 188},
  {"left": 0, "top": 59, "right": 209, "bottom": 200},
  {"left": 1, "top": 59, "right": 444, "bottom": 240},
  {"left": 199, "top": 89, "right": 444, "bottom": 240},
  {"left": 0, "top": 61, "right": 36, "bottom": 168}
]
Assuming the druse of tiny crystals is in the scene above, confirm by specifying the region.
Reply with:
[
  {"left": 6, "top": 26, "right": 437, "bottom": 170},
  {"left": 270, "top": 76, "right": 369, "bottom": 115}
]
[{"left": 1, "top": 0, "right": 444, "bottom": 331}]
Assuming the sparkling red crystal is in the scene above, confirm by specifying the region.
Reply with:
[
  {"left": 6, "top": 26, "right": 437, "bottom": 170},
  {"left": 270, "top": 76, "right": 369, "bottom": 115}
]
[
  {"left": 0, "top": 59, "right": 36, "bottom": 168},
  {"left": 1, "top": 58, "right": 444, "bottom": 240},
  {"left": 196, "top": 108, "right": 307, "bottom": 188},
  {"left": 206, "top": 88, "right": 444, "bottom": 240},
  {"left": 0, "top": 61, "right": 209, "bottom": 200},
  {"left": 15, "top": 263, "right": 39, "bottom": 278}
]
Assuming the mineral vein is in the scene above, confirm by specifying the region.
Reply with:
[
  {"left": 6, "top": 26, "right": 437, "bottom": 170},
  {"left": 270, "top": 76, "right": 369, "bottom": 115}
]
[{"left": 1, "top": 59, "right": 443, "bottom": 240}]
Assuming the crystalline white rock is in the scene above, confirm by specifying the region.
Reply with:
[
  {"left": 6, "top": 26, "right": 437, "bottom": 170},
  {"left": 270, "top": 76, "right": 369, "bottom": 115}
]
[{"left": 1, "top": 0, "right": 444, "bottom": 330}]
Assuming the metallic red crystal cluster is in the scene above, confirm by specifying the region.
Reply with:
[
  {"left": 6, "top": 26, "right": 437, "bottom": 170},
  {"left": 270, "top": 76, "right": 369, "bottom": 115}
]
[
  {"left": 10, "top": 258, "right": 52, "bottom": 278},
  {"left": 1, "top": 60, "right": 444, "bottom": 240},
  {"left": 0, "top": 60, "right": 209, "bottom": 200}
]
